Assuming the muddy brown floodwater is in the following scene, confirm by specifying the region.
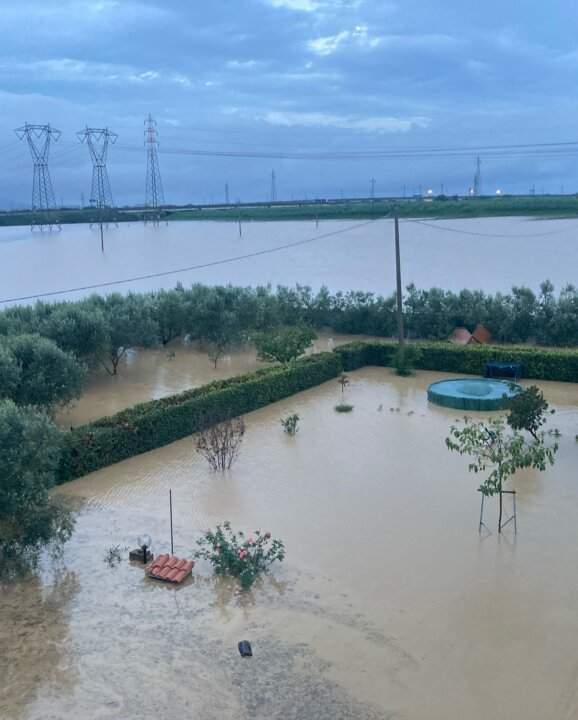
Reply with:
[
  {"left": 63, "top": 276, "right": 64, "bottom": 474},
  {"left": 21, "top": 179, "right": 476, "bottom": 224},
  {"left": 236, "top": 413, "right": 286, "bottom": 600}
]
[
  {"left": 2, "top": 368, "right": 578, "bottom": 720},
  {"left": 56, "top": 332, "right": 369, "bottom": 427}
]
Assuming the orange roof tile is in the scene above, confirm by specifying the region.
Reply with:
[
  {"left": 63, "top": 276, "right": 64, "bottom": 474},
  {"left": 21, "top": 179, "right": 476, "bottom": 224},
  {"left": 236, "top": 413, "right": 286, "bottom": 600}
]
[{"left": 145, "top": 554, "right": 194, "bottom": 584}]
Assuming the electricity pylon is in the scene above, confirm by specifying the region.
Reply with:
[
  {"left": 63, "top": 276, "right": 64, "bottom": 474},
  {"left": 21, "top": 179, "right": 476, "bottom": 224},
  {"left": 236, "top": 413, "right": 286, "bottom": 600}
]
[
  {"left": 77, "top": 127, "right": 117, "bottom": 209},
  {"left": 14, "top": 123, "right": 61, "bottom": 231},
  {"left": 144, "top": 114, "right": 164, "bottom": 221}
]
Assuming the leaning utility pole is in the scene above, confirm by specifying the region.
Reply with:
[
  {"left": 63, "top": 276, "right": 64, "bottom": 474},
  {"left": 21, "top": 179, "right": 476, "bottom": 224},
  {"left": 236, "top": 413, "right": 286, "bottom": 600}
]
[
  {"left": 144, "top": 114, "right": 164, "bottom": 222},
  {"left": 394, "top": 216, "right": 404, "bottom": 347},
  {"left": 14, "top": 123, "right": 61, "bottom": 231},
  {"left": 270, "top": 169, "right": 277, "bottom": 202},
  {"left": 77, "top": 127, "right": 117, "bottom": 251}
]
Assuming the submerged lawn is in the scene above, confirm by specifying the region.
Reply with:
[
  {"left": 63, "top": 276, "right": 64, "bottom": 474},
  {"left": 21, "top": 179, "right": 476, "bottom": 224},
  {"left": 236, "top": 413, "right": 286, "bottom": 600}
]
[{"left": 3, "top": 368, "right": 578, "bottom": 720}]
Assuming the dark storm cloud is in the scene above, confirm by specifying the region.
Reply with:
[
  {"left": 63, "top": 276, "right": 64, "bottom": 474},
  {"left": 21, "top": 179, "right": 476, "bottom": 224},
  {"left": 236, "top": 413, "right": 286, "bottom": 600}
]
[{"left": 1, "top": 0, "right": 578, "bottom": 206}]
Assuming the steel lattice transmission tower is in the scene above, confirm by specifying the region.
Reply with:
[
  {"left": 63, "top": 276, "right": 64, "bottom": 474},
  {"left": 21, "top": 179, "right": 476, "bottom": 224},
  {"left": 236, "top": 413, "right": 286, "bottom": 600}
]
[
  {"left": 144, "top": 114, "right": 164, "bottom": 219},
  {"left": 77, "top": 127, "right": 118, "bottom": 209},
  {"left": 15, "top": 123, "right": 61, "bottom": 229}
]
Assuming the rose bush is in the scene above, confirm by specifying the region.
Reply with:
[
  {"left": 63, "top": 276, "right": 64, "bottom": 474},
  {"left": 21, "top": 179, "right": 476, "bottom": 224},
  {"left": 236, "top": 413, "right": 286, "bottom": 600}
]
[{"left": 194, "top": 521, "right": 285, "bottom": 589}]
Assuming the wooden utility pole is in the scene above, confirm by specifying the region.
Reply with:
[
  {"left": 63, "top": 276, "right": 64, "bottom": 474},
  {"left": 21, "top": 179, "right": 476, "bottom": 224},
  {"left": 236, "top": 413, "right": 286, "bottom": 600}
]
[{"left": 394, "top": 216, "right": 404, "bottom": 346}]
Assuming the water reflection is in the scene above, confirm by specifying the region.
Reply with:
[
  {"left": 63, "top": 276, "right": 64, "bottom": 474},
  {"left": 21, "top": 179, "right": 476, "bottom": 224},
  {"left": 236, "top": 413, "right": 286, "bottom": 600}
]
[{"left": 0, "top": 570, "right": 79, "bottom": 720}]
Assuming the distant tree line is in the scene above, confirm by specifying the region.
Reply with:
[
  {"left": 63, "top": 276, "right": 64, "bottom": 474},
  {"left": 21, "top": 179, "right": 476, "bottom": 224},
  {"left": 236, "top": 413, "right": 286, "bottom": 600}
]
[{"left": 0, "top": 280, "right": 576, "bottom": 410}]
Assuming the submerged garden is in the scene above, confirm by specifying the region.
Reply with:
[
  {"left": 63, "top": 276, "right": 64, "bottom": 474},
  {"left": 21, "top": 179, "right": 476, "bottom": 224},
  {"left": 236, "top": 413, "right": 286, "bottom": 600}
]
[{"left": 1, "top": 280, "right": 577, "bottom": 719}]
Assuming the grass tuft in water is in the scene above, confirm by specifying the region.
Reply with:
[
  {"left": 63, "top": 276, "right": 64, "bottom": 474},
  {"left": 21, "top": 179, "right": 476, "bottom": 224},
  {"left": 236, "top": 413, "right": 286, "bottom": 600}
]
[{"left": 334, "top": 403, "right": 354, "bottom": 413}]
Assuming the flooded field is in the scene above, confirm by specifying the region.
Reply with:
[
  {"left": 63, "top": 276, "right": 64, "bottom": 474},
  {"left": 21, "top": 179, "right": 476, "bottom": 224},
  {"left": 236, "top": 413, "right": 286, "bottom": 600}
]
[
  {"left": 56, "top": 332, "right": 364, "bottom": 427},
  {"left": 3, "top": 368, "right": 578, "bottom": 720},
  {"left": 1, "top": 216, "right": 578, "bottom": 305}
]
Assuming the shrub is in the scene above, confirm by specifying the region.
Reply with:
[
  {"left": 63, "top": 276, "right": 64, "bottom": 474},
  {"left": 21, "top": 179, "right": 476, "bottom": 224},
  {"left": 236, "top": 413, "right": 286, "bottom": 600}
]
[
  {"left": 394, "top": 344, "right": 422, "bottom": 376},
  {"left": 280, "top": 413, "right": 300, "bottom": 435},
  {"left": 507, "top": 385, "right": 554, "bottom": 439},
  {"left": 196, "top": 417, "right": 245, "bottom": 471},
  {"left": 334, "top": 403, "right": 354, "bottom": 413},
  {"left": 58, "top": 351, "right": 341, "bottom": 482},
  {"left": 194, "top": 522, "right": 285, "bottom": 589}
]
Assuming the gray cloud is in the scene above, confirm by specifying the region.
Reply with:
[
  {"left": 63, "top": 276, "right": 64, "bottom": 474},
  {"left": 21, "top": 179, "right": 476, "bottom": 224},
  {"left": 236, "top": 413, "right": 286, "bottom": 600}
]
[{"left": 1, "top": 0, "right": 578, "bottom": 207}]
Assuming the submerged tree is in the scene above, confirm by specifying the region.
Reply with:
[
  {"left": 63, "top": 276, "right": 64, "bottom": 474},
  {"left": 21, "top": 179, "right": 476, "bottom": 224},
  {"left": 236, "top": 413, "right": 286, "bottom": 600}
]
[
  {"left": 507, "top": 385, "right": 553, "bottom": 439},
  {"left": 446, "top": 416, "right": 558, "bottom": 530},
  {"left": 0, "top": 334, "right": 86, "bottom": 411},
  {"left": 89, "top": 293, "right": 159, "bottom": 375},
  {"left": 196, "top": 417, "right": 246, "bottom": 471},
  {"left": 254, "top": 325, "right": 316, "bottom": 364},
  {"left": 0, "top": 400, "right": 74, "bottom": 567}
]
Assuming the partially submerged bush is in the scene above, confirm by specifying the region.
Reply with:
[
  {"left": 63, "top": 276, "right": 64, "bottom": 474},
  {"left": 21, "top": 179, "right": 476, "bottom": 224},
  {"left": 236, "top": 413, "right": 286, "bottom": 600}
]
[
  {"left": 196, "top": 417, "right": 246, "bottom": 471},
  {"left": 507, "top": 385, "right": 554, "bottom": 439},
  {"left": 334, "top": 403, "right": 354, "bottom": 413},
  {"left": 281, "top": 413, "right": 300, "bottom": 435},
  {"left": 394, "top": 344, "right": 422, "bottom": 376},
  {"left": 104, "top": 545, "right": 123, "bottom": 567},
  {"left": 195, "top": 522, "right": 285, "bottom": 589}
]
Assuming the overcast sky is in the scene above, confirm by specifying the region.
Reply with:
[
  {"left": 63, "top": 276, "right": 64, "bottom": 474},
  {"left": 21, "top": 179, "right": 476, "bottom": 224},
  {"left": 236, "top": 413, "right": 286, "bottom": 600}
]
[{"left": 1, "top": 0, "right": 578, "bottom": 208}]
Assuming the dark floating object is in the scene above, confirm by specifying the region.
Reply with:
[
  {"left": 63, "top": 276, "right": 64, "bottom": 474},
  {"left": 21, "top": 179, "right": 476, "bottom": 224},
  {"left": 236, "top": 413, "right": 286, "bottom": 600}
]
[
  {"left": 238, "top": 640, "right": 252, "bottom": 657},
  {"left": 129, "top": 547, "right": 154, "bottom": 563}
]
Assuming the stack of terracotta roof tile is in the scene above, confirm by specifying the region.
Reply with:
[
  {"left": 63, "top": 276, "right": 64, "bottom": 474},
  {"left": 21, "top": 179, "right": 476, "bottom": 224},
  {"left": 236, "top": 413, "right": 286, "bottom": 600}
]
[{"left": 145, "top": 554, "right": 194, "bottom": 584}]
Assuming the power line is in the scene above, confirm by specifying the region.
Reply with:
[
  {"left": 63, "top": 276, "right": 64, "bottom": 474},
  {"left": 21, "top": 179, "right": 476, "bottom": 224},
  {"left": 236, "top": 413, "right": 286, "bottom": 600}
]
[
  {"left": 0, "top": 219, "right": 376, "bottom": 304},
  {"left": 406, "top": 218, "right": 576, "bottom": 238},
  {"left": 110, "top": 138, "right": 578, "bottom": 162}
]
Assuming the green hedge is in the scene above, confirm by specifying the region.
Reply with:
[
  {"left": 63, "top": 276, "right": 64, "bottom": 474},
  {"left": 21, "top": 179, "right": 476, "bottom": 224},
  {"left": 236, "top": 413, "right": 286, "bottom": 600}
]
[
  {"left": 59, "top": 340, "right": 578, "bottom": 483},
  {"left": 58, "top": 352, "right": 341, "bottom": 482},
  {"left": 335, "top": 341, "right": 578, "bottom": 382}
]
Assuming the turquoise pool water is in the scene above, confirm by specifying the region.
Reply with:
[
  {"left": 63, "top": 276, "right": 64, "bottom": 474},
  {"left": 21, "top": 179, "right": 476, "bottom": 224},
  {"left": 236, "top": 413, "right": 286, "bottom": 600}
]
[{"left": 427, "top": 378, "right": 522, "bottom": 411}]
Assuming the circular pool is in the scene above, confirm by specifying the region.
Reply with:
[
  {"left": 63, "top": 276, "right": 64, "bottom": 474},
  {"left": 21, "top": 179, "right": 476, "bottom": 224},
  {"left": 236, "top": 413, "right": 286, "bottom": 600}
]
[{"left": 427, "top": 378, "right": 522, "bottom": 411}]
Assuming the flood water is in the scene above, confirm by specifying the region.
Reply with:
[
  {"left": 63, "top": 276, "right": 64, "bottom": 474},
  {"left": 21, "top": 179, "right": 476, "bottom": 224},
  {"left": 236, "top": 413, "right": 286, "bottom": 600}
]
[
  {"left": 3, "top": 368, "right": 578, "bottom": 720},
  {"left": 1, "top": 216, "right": 578, "bottom": 305},
  {"left": 56, "top": 332, "right": 366, "bottom": 427}
]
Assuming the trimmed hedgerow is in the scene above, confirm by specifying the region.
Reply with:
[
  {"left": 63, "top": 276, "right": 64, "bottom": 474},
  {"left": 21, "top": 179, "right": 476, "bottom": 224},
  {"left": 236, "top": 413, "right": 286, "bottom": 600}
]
[
  {"left": 58, "top": 340, "right": 578, "bottom": 483},
  {"left": 58, "top": 352, "right": 341, "bottom": 482},
  {"left": 334, "top": 341, "right": 578, "bottom": 382}
]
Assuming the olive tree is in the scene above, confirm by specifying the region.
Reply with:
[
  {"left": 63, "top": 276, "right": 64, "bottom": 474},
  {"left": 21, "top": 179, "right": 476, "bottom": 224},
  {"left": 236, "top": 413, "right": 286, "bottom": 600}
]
[
  {"left": 39, "top": 303, "right": 108, "bottom": 364},
  {"left": 151, "top": 287, "right": 188, "bottom": 346},
  {"left": 1, "top": 335, "right": 86, "bottom": 411},
  {"left": 0, "top": 400, "right": 74, "bottom": 565},
  {"left": 90, "top": 294, "right": 159, "bottom": 375},
  {"left": 0, "top": 345, "right": 21, "bottom": 399},
  {"left": 254, "top": 325, "right": 316, "bottom": 364}
]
